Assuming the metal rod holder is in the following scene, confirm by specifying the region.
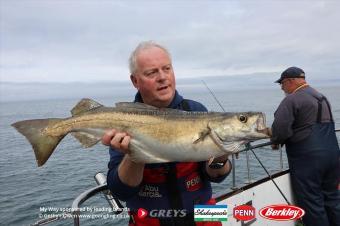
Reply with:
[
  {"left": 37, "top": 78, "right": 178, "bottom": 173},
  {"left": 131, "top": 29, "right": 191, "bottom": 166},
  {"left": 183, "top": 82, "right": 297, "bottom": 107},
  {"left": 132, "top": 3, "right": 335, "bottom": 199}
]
[
  {"left": 279, "top": 145, "right": 283, "bottom": 171},
  {"left": 94, "top": 172, "right": 124, "bottom": 214},
  {"left": 231, "top": 154, "right": 237, "bottom": 189},
  {"left": 71, "top": 185, "right": 107, "bottom": 226},
  {"left": 246, "top": 150, "right": 251, "bottom": 184}
]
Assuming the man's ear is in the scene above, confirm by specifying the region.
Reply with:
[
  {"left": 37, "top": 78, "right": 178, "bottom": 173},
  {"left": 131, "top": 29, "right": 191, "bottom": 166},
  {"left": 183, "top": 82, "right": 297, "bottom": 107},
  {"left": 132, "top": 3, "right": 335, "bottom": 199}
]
[{"left": 130, "top": 74, "right": 138, "bottom": 88}]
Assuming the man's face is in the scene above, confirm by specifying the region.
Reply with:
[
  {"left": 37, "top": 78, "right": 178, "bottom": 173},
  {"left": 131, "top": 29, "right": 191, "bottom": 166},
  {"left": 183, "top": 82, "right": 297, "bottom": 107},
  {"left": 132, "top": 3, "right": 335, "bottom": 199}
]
[
  {"left": 130, "top": 47, "right": 176, "bottom": 108},
  {"left": 280, "top": 79, "right": 294, "bottom": 95}
]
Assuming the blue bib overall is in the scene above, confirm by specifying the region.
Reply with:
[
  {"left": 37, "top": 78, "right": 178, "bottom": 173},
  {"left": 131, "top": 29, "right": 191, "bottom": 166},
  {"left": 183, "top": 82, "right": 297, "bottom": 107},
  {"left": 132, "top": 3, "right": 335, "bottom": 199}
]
[{"left": 286, "top": 95, "right": 340, "bottom": 226}]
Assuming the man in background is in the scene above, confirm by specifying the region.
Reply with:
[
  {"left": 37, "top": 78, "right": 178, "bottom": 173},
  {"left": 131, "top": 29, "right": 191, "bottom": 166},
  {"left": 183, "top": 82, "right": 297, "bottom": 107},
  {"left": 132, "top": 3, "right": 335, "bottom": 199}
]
[
  {"left": 271, "top": 66, "right": 340, "bottom": 226},
  {"left": 102, "top": 41, "right": 232, "bottom": 226}
]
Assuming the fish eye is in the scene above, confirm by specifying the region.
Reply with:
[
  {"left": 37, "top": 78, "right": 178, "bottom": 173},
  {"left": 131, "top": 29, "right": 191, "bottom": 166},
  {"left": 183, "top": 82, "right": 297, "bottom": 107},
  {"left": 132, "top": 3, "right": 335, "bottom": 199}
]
[{"left": 239, "top": 115, "right": 247, "bottom": 123}]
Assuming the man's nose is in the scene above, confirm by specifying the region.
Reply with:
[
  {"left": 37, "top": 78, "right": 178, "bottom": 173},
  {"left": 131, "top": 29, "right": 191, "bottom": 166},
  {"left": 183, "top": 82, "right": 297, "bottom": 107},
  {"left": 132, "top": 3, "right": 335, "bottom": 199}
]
[{"left": 157, "top": 70, "right": 167, "bottom": 80}]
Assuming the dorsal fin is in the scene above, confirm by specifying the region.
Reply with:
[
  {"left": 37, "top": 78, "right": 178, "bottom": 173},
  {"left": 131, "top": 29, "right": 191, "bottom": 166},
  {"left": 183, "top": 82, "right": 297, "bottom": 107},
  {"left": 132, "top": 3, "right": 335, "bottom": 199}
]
[
  {"left": 115, "top": 102, "right": 158, "bottom": 110},
  {"left": 115, "top": 102, "right": 185, "bottom": 114},
  {"left": 71, "top": 98, "right": 103, "bottom": 116}
]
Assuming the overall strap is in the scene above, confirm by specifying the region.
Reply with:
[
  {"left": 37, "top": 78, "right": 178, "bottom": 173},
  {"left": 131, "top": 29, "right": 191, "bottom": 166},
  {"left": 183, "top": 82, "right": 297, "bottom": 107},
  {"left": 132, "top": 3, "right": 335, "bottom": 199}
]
[
  {"left": 305, "top": 89, "right": 333, "bottom": 123},
  {"left": 316, "top": 97, "right": 323, "bottom": 123},
  {"left": 323, "top": 97, "right": 334, "bottom": 122},
  {"left": 316, "top": 96, "right": 333, "bottom": 123},
  {"left": 161, "top": 164, "right": 196, "bottom": 226},
  {"left": 159, "top": 99, "right": 195, "bottom": 226},
  {"left": 165, "top": 164, "right": 183, "bottom": 211}
]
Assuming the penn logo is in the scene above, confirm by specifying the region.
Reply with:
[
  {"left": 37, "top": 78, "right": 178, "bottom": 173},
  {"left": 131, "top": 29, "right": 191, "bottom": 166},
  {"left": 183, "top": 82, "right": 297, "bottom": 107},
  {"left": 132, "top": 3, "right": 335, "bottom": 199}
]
[
  {"left": 185, "top": 172, "right": 202, "bottom": 191},
  {"left": 233, "top": 205, "right": 255, "bottom": 221},
  {"left": 137, "top": 208, "right": 148, "bottom": 219},
  {"left": 259, "top": 204, "right": 305, "bottom": 221}
]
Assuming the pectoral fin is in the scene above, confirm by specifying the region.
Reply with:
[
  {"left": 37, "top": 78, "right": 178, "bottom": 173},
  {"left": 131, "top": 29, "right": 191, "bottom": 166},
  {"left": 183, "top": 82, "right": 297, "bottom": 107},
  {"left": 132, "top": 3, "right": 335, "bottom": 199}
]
[
  {"left": 193, "top": 128, "right": 211, "bottom": 144},
  {"left": 207, "top": 157, "right": 215, "bottom": 165}
]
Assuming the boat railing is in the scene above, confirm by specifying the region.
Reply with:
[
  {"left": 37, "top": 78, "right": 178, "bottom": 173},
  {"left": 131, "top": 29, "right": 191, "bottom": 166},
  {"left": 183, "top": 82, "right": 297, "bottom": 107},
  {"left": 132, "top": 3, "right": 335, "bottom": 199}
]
[
  {"left": 231, "top": 141, "right": 278, "bottom": 189},
  {"left": 29, "top": 173, "right": 124, "bottom": 226},
  {"left": 71, "top": 173, "right": 124, "bottom": 226}
]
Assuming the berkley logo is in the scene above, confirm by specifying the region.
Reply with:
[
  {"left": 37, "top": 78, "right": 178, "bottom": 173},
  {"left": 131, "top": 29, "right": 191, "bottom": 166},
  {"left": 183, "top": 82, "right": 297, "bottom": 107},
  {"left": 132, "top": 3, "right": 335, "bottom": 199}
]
[
  {"left": 259, "top": 204, "right": 305, "bottom": 221},
  {"left": 233, "top": 205, "right": 255, "bottom": 221}
]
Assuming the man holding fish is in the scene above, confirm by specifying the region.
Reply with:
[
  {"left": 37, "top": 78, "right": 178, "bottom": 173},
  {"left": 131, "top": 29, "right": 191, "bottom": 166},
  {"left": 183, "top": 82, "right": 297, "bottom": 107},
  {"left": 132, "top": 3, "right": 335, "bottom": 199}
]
[
  {"left": 12, "top": 41, "right": 270, "bottom": 225},
  {"left": 102, "top": 41, "right": 232, "bottom": 226}
]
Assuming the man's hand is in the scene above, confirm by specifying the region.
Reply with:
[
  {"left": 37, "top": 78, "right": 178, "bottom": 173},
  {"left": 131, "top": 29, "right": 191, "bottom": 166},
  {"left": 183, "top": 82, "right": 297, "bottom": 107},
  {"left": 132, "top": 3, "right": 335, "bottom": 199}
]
[
  {"left": 208, "top": 154, "right": 229, "bottom": 165},
  {"left": 205, "top": 154, "right": 232, "bottom": 178},
  {"left": 267, "top": 127, "right": 272, "bottom": 137},
  {"left": 103, "top": 129, "right": 144, "bottom": 187},
  {"left": 271, "top": 144, "right": 280, "bottom": 150},
  {"left": 102, "top": 129, "right": 131, "bottom": 154}
]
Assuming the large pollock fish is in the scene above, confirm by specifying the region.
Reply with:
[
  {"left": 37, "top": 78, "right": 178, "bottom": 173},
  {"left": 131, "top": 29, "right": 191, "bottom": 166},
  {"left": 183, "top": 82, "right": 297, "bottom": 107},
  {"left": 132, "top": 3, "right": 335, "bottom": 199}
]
[{"left": 12, "top": 98, "right": 270, "bottom": 167}]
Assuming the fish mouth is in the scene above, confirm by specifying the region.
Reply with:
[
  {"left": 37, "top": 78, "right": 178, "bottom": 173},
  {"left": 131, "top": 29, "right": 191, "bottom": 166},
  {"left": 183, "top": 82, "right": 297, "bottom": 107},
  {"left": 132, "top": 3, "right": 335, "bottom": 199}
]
[
  {"left": 255, "top": 114, "right": 271, "bottom": 137},
  {"left": 257, "top": 128, "right": 271, "bottom": 137}
]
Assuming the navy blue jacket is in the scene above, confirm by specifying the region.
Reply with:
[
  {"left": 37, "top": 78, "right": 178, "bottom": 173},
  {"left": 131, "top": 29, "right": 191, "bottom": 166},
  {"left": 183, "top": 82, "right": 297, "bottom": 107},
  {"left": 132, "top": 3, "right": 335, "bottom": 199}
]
[{"left": 271, "top": 86, "right": 332, "bottom": 144}]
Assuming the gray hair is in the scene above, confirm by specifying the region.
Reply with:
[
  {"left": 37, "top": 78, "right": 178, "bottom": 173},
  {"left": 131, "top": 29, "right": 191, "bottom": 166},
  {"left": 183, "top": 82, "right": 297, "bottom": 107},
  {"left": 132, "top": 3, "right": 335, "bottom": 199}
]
[{"left": 129, "top": 41, "right": 172, "bottom": 74}]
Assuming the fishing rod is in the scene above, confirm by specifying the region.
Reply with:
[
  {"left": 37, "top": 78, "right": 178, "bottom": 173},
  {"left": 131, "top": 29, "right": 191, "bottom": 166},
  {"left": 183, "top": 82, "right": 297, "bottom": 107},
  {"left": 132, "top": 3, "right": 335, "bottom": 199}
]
[
  {"left": 201, "top": 80, "right": 226, "bottom": 112},
  {"left": 246, "top": 143, "right": 291, "bottom": 205},
  {"left": 201, "top": 80, "right": 291, "bottom": 204}
]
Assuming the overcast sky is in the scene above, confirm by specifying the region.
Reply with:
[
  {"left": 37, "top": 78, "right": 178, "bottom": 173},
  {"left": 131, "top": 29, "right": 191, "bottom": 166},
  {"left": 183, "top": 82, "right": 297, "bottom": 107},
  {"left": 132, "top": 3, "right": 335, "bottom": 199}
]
[{"left": 1, "top": 0, "right": 340, "bottom": 83}]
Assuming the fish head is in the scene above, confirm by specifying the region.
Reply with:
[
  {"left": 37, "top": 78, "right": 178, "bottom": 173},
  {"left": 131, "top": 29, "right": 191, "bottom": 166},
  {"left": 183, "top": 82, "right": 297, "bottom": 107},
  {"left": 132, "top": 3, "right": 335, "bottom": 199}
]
[{"left": 209, "top": 112, "right": 270, "bottom": 143}]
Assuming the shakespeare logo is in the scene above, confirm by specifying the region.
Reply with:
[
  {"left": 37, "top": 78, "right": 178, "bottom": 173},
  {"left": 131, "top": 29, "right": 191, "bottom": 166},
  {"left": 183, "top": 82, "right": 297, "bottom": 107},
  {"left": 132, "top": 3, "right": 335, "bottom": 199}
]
[{"left": 194, "top": 205, "right": 228, "bottom": 222}]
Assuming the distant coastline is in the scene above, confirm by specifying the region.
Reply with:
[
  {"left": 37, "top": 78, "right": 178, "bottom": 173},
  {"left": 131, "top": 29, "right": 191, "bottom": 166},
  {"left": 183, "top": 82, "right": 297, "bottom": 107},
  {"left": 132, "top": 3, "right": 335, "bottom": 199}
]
[{"left": 1, "top": 74, "right": 339, "bottom": 103}]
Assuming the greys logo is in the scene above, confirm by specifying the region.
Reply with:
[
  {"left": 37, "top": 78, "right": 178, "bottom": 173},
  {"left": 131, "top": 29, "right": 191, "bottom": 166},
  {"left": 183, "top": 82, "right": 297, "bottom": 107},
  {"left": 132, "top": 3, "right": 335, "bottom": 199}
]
[{"left": 149, "top": 209, "right": 187, "bottom": 218}]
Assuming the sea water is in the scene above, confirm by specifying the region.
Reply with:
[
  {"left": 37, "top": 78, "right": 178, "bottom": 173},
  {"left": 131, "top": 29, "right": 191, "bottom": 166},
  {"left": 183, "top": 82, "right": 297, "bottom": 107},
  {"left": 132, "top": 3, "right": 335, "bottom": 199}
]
[{"left": 1, "top": 86, "right": 339, "bottom": 226}]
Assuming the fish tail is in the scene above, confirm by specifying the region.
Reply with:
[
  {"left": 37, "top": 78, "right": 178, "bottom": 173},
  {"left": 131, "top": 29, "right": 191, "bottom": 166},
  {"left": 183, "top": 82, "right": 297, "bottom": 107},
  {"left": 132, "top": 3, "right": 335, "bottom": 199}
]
[{"left": 11, "top": 118, "right": 65, "bottom": 167}]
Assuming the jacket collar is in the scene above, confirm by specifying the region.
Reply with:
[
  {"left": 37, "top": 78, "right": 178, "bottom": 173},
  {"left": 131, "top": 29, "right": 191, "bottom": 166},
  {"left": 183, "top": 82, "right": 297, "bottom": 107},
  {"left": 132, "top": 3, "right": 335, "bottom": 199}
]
[{"left": 134, "top": 90, "right": 183, "bottom": 109}]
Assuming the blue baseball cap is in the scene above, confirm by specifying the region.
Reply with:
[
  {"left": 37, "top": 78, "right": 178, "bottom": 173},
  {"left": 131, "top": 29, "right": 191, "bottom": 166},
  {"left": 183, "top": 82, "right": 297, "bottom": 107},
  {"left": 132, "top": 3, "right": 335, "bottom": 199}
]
[{"left": 275, "top": 67, "right": 305, "bottom": 83}]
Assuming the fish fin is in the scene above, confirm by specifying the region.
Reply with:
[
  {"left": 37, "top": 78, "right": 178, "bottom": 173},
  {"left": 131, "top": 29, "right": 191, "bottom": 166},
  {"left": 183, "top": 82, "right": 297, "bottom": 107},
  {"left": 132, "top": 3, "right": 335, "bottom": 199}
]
[
  {"left": 71, "top": 98, "right": 103, "bottom": 116},
  {"left": 115, "top": 102, "right": 184, "bottom": 113},
  {"left": 193, "top": 128, "right": 211, "bottom": 144},
  {"left": 71, "top": 132, "right": 100, "bottom": 148},
  {"left": 11, "top": 119, "right": 65, "bottom": 167},
  {"left": 208, "top": 157, "right": 215, "bottom": 165},
  {"left": 115, "top": 102, "right": 158, "bottom": 110}
]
